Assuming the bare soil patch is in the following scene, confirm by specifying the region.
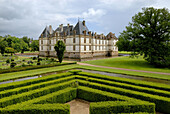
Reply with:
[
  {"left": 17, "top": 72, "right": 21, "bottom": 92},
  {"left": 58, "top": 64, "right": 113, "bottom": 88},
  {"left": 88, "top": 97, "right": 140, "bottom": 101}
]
[{"left": 67, "top": 99, "right": 90, "bottom": 114}]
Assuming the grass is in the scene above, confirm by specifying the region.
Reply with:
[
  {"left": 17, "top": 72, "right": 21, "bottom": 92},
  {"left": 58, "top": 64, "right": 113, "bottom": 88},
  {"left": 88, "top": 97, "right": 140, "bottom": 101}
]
[
  {"left": 118, "top": 51, "right": 132, "bottom": 54},
  {"left": 0, "top": 63, "right": 170, "bottom": 82},
  {"left": 82, "top": 56, "right": 170, "bottom": 73},
  {"left": 77, "top": 65, "right": 170, "bottom": 80},
  {"left": 0, "top": 64, "right": 78, "bottom": 82}
]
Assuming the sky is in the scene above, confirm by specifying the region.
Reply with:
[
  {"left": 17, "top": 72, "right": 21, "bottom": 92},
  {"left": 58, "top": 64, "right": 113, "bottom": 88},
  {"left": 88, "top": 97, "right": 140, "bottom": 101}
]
[{"left": 0, "top": 0, "right": 169, "bottom": 39}]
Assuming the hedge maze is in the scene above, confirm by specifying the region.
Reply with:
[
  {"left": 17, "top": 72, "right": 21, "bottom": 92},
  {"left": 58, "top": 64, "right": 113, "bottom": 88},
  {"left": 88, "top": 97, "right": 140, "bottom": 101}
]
[{"left": 0, "top": 70, "right": 170, "bottom": 114}]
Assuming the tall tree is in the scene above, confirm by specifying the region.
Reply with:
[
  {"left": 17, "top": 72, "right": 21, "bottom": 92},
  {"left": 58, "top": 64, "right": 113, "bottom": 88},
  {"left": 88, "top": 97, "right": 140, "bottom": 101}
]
[
  {"left": 116, "top": 31, "right": 132, "bottom": 51},
  {"left": 22, "top": 36, "right": 30, "bottom": 47},
  {"left": 119, "top": 7, "right": 170, "bottom": 67},
  {"left": 30, "top": 40, "right": 39, "bottom": 51},
  {"left": 20, "top": 39, "right": 29, "bottom": 53},
  {"left": 12, "top": 43, "right": 21, "bottom": 52},
  {"left": 5, "top": 47, "right": 15, "bottom": 55},
  {"left": 0, "top": 40, "right": 8, "bottom": 55},
  {"left": 54, "top": 40, "right": 66, "bottom": 63}
]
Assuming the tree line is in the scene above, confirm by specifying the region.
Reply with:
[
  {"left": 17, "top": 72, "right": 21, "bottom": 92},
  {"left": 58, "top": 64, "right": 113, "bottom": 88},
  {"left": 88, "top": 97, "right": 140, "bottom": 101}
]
[{"left": 0, "top": 35, "right": 39, "bottom": 55}]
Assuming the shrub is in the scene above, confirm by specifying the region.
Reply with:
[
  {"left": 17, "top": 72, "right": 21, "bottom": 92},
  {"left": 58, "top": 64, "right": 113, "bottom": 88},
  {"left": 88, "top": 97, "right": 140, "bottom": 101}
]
[
  {"left": 38, "top": 58, "right": 42, "bottom": 62},
  {"left": 22, "top": 63, "right": 26, "bottom": 67},
  {"left": 10, "top": 62, "right": 16, "bottom": 68},
  {"left": 51, "top": 58, "right": 55, "bottom": 62},
  {"left": 37, "top": 62, "right": 41, "bottom": 65},
  {"left": 6, "top": 59, "right": 10, "bottom": 64},
  {"left": 0, "top": 104, "right": 70, "bottom": 114},
  {"left": 27, "top": 60, "right": 33, "bottom": 65},
  {"left": 0, "top": 62, "right": 76, "bottom": 74},
  {"left": 76, "top": 75, "right": 170, "bottom": 98},
  {"left": 0, "top": 72, "right": 72, "bottom": 91},
  {"left": 32, "top": 57, "right": 37, "bottom": 60},
  {"left": 78, "top": 72, "right": 170, "bottom": 91},
  {"left": 11, "top": 58, "right": 14, "bottom": 62},
  {"left": 90, "top": 101, "right": 155, "bottom": 114},
  {"left": 0, "top": 80, "right": 74, "bottom": 108},
  {"left": 78, "top": 80, "right": 170, "bottom": 113},
  {"left": 0, "top": 76, "right": 75, "bottom": 99}
]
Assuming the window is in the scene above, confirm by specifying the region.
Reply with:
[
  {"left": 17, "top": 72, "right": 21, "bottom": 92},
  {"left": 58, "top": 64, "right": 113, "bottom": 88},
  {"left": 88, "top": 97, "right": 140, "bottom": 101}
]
[
  {"left": 41, "top": 46, "right": 43, "bottom": 50},
  {"left": 73, "top": 45, "right": 75, "bottom": 51},
  {"left": 95, "top": 46, "right": 97, "bottom": 50},
  {"left": 49, "top": 46, "right": 51, "bottom": 50},
  {"left": 95, "top": 39, "right": 97, "bottom": 44},
  {"left": 84, "top": 38, "right": 86, "bottom": 43},
  {"left": 99, "top": 40, "right": 100, "bottom": 44},
  {"left": 49, "top": 40, "right": 51, "bottom": 44},
  {"left": 84, "top": 45, "right": 86, "bottom": 51},
  {"left": 41, "top": 40, "right": 43, "bottom": 44},
  {"left": 89, "top": 38, "right": 91, "bottom": 43},
  {"left": 89, "top": 46, "right": 91, "bottom": 50},
  {"left": 99, "top": 46, "right": 100, "bottom": 50},
  {"left": 64, "top": 39, "right": 66, "bottom": 43},
  {"left": 73, "top": 38, "right": 75, "bottom": 43}
]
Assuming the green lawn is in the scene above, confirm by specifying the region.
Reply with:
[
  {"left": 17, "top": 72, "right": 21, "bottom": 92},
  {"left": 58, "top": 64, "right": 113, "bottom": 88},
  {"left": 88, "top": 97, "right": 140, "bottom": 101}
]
[
  {"left": 0, "top": 64, "right": 78, "bottom": 82},
  {"left": 0, "top": 63, "right": 170, "bottom": 82},
  {"left": 82, "top": 56, "right": 170, "bottom": 73},
  {"left": 77, "top": 65, "right": 170, "bottom": 80}
]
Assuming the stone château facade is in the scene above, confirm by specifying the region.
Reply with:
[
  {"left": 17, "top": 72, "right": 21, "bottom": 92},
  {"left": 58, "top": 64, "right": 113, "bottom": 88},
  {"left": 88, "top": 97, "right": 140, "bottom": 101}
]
[{"left": 39, "top": 20, "right": 118, "bottom": 59}]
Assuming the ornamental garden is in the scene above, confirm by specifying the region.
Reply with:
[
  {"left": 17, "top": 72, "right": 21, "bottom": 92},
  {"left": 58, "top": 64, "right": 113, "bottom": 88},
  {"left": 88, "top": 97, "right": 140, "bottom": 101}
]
[{"left": 0, "top": 69, "right": 169, "bottom": 114}]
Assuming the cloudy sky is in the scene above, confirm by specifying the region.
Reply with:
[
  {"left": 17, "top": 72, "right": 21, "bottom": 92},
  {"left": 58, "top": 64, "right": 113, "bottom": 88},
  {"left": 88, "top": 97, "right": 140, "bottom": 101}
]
[{"left": 0, "top": 0, "right": 169, "bottom": 39}]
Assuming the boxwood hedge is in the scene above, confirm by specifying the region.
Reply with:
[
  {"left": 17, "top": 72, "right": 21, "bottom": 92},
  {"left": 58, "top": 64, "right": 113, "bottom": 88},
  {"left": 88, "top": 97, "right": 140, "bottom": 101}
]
[{"left": 0, "top": 70, "right": 169, "bottom": 113}]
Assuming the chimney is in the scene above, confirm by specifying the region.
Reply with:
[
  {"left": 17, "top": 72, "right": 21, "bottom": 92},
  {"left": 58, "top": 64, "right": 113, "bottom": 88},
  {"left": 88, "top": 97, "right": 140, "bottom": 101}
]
[
  {"left": 67, "top": 23, "right": 70, "bottom": 28},
  {"left": 49, "top": 25, "right": 52, "bottom": 34},
  {"left": 84, "top": 30, "right": 86, "bottom": 35},
  {"left": 73, "top": 30, "right": 76, "bottom": 35},
  {"left": 59, "top": 24, "right": 63, "bottom": 32},
  {"left": 41, "top": 34, "right": 43, "bottom": 38},
  {"left": 82, "top": 20, "right": 85, "bottom": 26},
  {"left": 88, "top": 31, "right": 91, "bottom": 36},
  {"left": 64, "top": 32, "right": 66, "bottom": 36}
]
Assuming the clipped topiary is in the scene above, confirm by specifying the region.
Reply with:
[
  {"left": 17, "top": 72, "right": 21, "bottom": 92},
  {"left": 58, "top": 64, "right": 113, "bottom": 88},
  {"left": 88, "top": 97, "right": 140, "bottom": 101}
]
[
  {"left": 54, "top": 40, "right": 66, "bottom": 63},
  {"left": 10, "top": 62, "right": 16, "bottom": 68},
  {"left": 6, "top": 59, "right": 10, "bottom": 64}
]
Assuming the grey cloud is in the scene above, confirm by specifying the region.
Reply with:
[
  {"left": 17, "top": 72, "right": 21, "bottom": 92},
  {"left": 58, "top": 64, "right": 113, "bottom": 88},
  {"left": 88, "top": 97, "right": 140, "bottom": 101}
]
[{"left": 0, "top": 0, "right": 169, "bottom": 39}]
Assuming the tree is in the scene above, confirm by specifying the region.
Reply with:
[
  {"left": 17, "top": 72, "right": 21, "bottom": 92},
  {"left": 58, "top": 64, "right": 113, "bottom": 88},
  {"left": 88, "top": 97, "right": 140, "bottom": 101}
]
[
  {"left": 116, "top": 31, "right": 133, "bottom": 51},
  {"left": 119, "top": 7, "right": 170, "bottom": 67},
  {"left": 12, "top": 43, "right": 21, "bottom": 52},
  {"left": 54, "top": 40, "right": 66, "bottom": 63},
  {"left": 30, "top": 40, "right": 39, "bottom": 51},
  {"left": 20, "top": 40, "right": 29, "bottom": 53},
  {"left": 22, "top": 36, "right": 30, "bottom": 47},
  {"left": 0, "top": 40, "right": 8, "bottom": 55},
  {"left": 5, "top": 47, "right": 15, "bottom": 55}
]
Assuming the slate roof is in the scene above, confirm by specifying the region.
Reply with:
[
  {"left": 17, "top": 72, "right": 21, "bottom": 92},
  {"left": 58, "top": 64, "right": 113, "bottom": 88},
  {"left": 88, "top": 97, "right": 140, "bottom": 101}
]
[
  {"left": 52, "top": 25, "right": 74, "bottom": 37},
  {"left": 39, "top": 25, "right": 54, "bottom": 38},
  {"left": 73, "top": 21, "right": 89, "bottom": 35},
  {"left": 39, "top": 20, "right": 115, "bottom": 38},
  {"left": 106, "top": 32, "right": 118, "bottom": 39}
]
